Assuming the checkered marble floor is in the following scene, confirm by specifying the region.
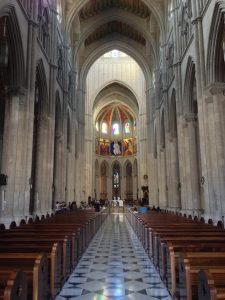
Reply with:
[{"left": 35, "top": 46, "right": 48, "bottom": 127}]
[{"left": 56, "top": 214, "right": 171, "bottom": 300}]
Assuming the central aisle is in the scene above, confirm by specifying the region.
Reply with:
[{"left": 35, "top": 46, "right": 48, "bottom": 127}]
[{"left": 57, "top": 214, "right": 171, "bottom": 300}]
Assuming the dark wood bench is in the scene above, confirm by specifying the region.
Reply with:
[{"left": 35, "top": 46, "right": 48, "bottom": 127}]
[
  {"left": 0, "top": 242, "right": 61, "bottom": 299},
  {"left": 126, "top": 208, "right": 225, "bottom": 300},
  {"left": 198, "top": 269, "right": 225, "bottom": 300},
  {"left": 0, "top": 253, "right": 48, "bottom": 300},
  {"left": 179, "top": 252, "right": 225, "bottom": 300},
  {"left": 0, "top": 210, "right": 107, "bottom": 299},
  {"left": 163, "top": 242, "right": 225, "bottom": 296},
  {"left": 0, "top": 270, "right": 27, "bottom": 300}
]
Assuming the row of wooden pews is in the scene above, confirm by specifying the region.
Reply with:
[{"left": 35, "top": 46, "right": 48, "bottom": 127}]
[
  {"left": 0, "top": 209, "right": 108, "bottom": 299},
  {"left": 126, "top": 208, "right": 225, "bottom": 300}
]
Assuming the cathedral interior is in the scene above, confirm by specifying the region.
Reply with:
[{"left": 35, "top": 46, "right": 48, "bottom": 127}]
[
  {"left": 0, "top": 0, "right": 224, "bottom": 226},
  {"left": 1, "top": 1, "right": 225, "bottom": 300}
]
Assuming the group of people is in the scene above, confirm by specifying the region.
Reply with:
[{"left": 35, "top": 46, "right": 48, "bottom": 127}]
[
  {"left": 55, "top": 199, "right": 103, "bottom": 214},
  {"left": 55, "top": 201, "right": 77, "bottom": 213},
  {"left": 132, "top": 203, "right": 161, "bottom": 214}
]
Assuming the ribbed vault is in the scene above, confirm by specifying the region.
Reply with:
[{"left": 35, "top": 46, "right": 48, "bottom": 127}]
[{"left": 62, "top": 0, "right": 164, "bottom": 77}]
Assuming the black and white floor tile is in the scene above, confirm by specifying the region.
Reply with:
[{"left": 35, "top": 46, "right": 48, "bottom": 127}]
[{"left": 56, "top": 214, "right": 171, "bottom": 300}]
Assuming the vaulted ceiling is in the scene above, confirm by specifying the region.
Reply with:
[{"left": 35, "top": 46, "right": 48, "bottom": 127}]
[{"left": 62, "top": 0, "right": 166, "bottom": 75}]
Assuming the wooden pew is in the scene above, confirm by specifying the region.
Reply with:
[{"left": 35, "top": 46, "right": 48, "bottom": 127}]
[
  {"left": 0, "top": 236, "right": 70, "bottom": 283},
  {"left": 126, "top": 209, "right": 225, "bottom": 299},
  {"left": 0, "top": 270, "right": 27, "bottom": 300},
  {"left": 14, "top": 224, "right": 80, "bottom": 264},
  {"left": 0, "top": 210, "right": 106, "bottom": 299},
  {"left": 163, "top": 242, "right": 225, "bottom": 297},
  {"left": 198, "top": 269, "right": 225, "bottom": 300},
  {"left": 0, "top": 253, "right": 48, "bottom": 300},
  {"left": 0, "top": 242, "right": 61, "bottom": 299},
  {"left": 179, "top": 252, "right": 225, "bottom": 300}
]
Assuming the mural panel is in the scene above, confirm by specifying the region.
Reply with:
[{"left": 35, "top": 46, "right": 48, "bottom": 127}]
[
  {"left": 99, "top": 139, "right": 110, "bottom": 156},
  {"left": 122, "top": 139, "right": 133, "bottom": 156},
  {"left": 110, "top": 141, "right": 122, "bottom": 156}
]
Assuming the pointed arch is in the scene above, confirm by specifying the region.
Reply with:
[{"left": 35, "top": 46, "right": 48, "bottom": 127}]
[
  {"left": 206, "top": 2, "right": 225, "bottom": 84},
  {"left": 100, "top": 160, "right": 109, "bottom": 200},
  {"left": 183, "top": 57, "right": 196, "bottom": 114},
  {"left": 112, "top": 160, "right": 122, "bottom": 175},
  {"left": 93, "top": 80, "right": 139, "bottom": 117},
  {"left": 80, "top": 39, "right": 151, "bottom": 89},
  {"left": 123, "top": 159, "right": 132, "bottom": 175},
  {"left": 65, "top": 0, "right": 165, "bottom": 40},
  {"left": 100, "top": 160, "right": 109, "bottom": 177},
  {"left": 0, "top": 5, "right": 25, "bottom": 89}
]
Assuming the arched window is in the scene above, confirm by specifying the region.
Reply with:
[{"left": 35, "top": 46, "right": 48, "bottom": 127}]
[
  {"left": 113, "top": 171, "right": 119, "bottom": 188},
  {"left": 112, "top": 123, "right": 119, "bottom": 135},
  {"left": 56, "top": 0, "right": 62, "bottom": 23},
  {"left": 102, "top": 122, "right": 107, "bottom": 134},
  {"left": 124, "top": 122, "right": 130, "bottom": 134},
  {"left": 112, "top": 162, "right": 120, "bottom": 198},
  {"left": 38, "top": 4, "right": 50, "bottom": 56},
  {"left": 168, "top": 0, "right": 173, "bottom": 20}
]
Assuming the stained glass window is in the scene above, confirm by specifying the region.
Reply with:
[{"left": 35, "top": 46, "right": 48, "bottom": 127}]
[
  {"left": 56, "top": 0, "right": 62, "bottom": 23},
  {"left": 113, "top": 172, "right": 119, "bottom": 188},
  {"left": 112, "top": 123, "right": 119, "bottom": 135},
  {"left": 124, "top": 122, "right": 130, "bottom": 134},
  {"left": 96, "top": 122, "right": 99, "bottom": 132},
  {"left": 102, "top": 122, "right": 107, "bottom": 134}
]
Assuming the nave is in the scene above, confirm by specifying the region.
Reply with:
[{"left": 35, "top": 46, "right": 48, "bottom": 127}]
[{"left": 57, "top": 214, "right": 171, "bottom": 300}]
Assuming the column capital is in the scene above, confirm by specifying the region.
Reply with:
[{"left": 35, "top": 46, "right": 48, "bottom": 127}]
[
  {"left": 205, "top": 82, "right": 225, "bottom": 96},
  {"left": 6, "top": 85, "right": 27, "bottom": 97}
]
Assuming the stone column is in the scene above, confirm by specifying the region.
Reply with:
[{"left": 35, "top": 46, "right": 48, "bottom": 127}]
[
  {"left": 182, "top": 114, "right": 201, "bottom": 211},
  {"left": 168, "top": 135, "right": 180, "bottom": 209},
  {"left": 95, "top": 175, "right": 100, "bottom": 200},
  {"left": 85, "top": 112, "right": 93, "bottom": 199},
  {"left": 53, "top": 134, "right": 63, "bottom": 205},
  {"left": 159, "top": 148, "right": 168, "bottom": 209},
  {"left": 121, "top": 174, "right": 126, "bottom": 200},
  {"left": 202, "top": 83, "right": 225, "bottom": 219},
  {"left": 133, "top": 175, "right": 138, "bottom": 202},
  {"left": 0, "top": 92, "right": 26, "bottom": 226},
  {"left": 47, "top": 4, "right": 58, "bottom": 213},
  {"left": 107, "top": 175, "right": 112, "bottom": 200},
  {"left": 22, "top": 0, "right": 39, "bottom": 219},
  {"left": 33, "top": 115, "right": 49, "bottom": 215}
]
